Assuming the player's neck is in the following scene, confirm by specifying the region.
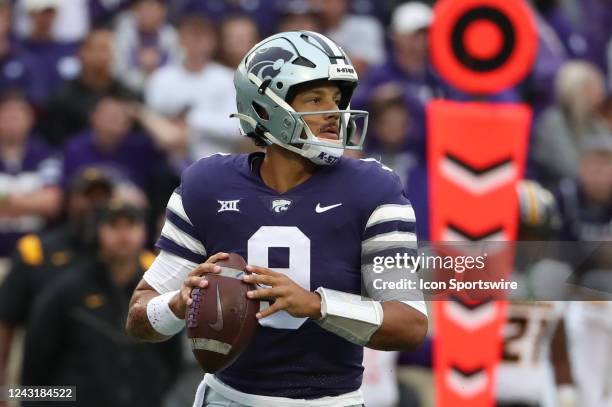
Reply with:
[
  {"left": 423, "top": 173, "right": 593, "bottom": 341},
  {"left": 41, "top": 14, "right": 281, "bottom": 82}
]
[{"left": 260, "top": 146, "right": 317, "bottom": 194}]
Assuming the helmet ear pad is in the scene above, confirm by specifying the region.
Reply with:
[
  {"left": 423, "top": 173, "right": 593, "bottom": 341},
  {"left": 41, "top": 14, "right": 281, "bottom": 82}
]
[
  {"left": 251, "top": 101, "right": 270, "bottom": 121},
  {"left": 249, "top": 94, "right": 303, "bottom": 145}
]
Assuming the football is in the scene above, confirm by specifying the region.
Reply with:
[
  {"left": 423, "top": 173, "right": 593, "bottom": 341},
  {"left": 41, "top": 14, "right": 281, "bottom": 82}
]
[{"left": 186, "top": 253, "right": 259, "bottom": 373}]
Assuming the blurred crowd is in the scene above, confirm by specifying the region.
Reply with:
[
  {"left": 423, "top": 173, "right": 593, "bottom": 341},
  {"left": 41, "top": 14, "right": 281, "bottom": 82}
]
[{"left": 0, "top": 0, "right": 610, "bottom": 406}]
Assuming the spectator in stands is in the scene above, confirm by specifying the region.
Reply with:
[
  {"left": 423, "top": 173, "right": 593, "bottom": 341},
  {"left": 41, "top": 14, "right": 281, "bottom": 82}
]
[
  {"left": 519, "top": 8, "right": 569, "bottom": 117},
  {"left": 127, "top": 102, "right": 186, "bottom": 228},
  {"left": 21, "top": 200, "right": 181, "bottom": 407},
  {"left": 113, "top": 0, "right": 180, "bottom": 93},
  {"left": 0, "top": 167, "right": 114, "bottom": 394},
  {"left": 0, "top": 92, "right": 62, "bottom": 258},
  {"left": 576, "top": 0, "right": 612, "bottom": 75},
  {"left": 0, "top": 0, "right": 40, "bottom": 103},
  {"left": 608, "top": 40, "right": 612, "bottom": 89},
  {"left": 167, "top": 0, "right": 277, "bottom": 36},
  {"left": 276, "top": 0, "right": 321, "bottom": 32},
  {"left": 44, "top": 27, "right": 136, "bottom": 146},
  {"left": 353, "top": 2, "right": 440, "bottom": 110},
  {"left": 19, "top": 0, "right": 80, "bottom": 106},
  {"left": 128, "top": 102, "right": 189, "bottom": 170},
  {"left": 218, "top": 15, "right": 259, "bottom": 69},
  {"left": 310, "top": 0, "right": 385, "bottom": 76},
  {"left": 556, "top": 136, "right": 612, "bottom": 407},
  {"left": 89, "top": 0, "right": 132, "bottom": 27},
  {"left": 14, "top": 0, "right": 90, "bottom": 43},
  {"left": 366, "top": 87, "right": 415, "bottom": 172},
  {"left": 557, "top": 135, "right": 612, "bottom": 242},
  {"left": 533, "top": 61, "right": 609, "bottom": 187},
  {"left": 532, "top": 0, "right": 588, "bottom": 60},
  {"left": 62, "top": 95, "right": 165, "bottom": 194},
  {"left": 145, "top": 15, "right": 238, "bottom": 159},
  {"left": 364, "top": 86, "right": 429, "bottom": 240},
  {"left": 601, "top": 93, "right": 612, "bottom": 131}
]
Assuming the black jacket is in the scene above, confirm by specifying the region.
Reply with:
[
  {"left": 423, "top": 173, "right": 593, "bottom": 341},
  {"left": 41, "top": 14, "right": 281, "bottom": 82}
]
[
  {"left": 0, "top": 227, "right": 88, "bottom": 326},
  {"left": 21, "top": 259, "right": 181, "bottom": 407}
]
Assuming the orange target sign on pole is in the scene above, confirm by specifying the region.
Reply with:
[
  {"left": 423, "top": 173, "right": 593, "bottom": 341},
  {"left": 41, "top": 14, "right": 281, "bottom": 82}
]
[
  {"left": 427, "top": 0, "right": 537, "bottom": 406},
  {"left": 430, "top": 0, "right": 537, "bottom": 94}
]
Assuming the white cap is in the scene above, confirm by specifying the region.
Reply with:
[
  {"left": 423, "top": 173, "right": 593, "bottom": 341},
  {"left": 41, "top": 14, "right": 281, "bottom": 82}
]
[
  {"left": 23, "top": 0, "right": 59, "bottom": 12},
  {"left": 391, "top": 2, "right": 433, "bottom": 34}
]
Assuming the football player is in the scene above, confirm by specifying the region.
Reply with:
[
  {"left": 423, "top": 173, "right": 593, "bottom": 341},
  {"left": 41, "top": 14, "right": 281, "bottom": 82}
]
[
  {"left": 496, "top": 181, "right": 576, "bottom": 407},
  {"left": 126, "top": 31, "right": 428, "bottom": 406}
]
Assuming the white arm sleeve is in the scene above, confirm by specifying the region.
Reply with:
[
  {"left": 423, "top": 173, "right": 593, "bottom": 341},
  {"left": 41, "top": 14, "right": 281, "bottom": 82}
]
[{"left": 143, "top": 251, "right": 198, "bottom": 294}]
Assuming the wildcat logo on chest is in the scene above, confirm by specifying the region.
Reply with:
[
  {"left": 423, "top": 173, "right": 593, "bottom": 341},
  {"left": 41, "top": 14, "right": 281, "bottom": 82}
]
[{"left": 272, "top": 199, "right": 292, "bottom": 213}]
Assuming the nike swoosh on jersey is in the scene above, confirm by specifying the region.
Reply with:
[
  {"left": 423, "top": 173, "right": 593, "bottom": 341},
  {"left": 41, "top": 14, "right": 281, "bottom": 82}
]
[
  {"left": 209, "top": 285, "right": 224, "bottom": 331},
  {"left": 315, "top": 203, "right": 343, "bottom": 213}
]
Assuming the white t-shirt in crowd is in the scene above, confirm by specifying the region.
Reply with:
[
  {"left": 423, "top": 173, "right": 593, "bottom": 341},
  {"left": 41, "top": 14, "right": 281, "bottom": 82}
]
[
  {"left": 145, "top": 61, "right": 241, "bottom": 160},
  {"left": 326, "top": 15, "right": 386, "bottom": 67}
]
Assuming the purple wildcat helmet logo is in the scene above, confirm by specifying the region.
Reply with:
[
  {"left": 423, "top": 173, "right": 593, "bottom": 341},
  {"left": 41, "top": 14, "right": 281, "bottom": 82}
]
[{"left": 247, "top": 47, "right": 294, "bottom": 80}]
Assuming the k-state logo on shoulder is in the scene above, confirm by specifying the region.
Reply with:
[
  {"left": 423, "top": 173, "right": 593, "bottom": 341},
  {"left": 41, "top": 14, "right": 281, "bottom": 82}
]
[{"left": 218, "top": 200, "right": 240, "bottom": 213}]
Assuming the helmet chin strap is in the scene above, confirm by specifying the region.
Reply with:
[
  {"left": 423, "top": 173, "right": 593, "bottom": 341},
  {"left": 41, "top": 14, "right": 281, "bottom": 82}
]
[{"left": 301, "top": 143, "right": 345, "bottom": 165}]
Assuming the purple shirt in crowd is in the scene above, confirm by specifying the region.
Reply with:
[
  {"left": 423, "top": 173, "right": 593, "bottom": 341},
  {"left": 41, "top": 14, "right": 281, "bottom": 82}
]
[
  {"left": 0, "top": 43, "right": 43, "bottom": 103},
  {"left": 62, "top": 130, "right": 163, "bottom": 190},
  {"left": 0, "top": 139, "right": 61, "bottom": 257},
  {"left": 578, "top": 0, "right": 612, "bottom": 74},
  {"left": 174, "top": 0, "right": 279, "bottom": 35},
  {"left": 88, "top": 0, "right": 132, "bottom": 25},
  {"left": 20, "top": 39, "right": 80, "bottom": 106}
]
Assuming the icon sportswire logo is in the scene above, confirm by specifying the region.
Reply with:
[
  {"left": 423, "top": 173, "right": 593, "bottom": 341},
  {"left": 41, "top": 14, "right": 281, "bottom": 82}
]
[
  {"left": 315, "top": 203, "right": 343, "bottom": 213},
  {"left": 208, "top": 285, "right": 224, "bottom": 331}
]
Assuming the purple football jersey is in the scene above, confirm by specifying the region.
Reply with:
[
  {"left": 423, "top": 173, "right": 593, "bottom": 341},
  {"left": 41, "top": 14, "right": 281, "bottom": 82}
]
[{"left": 156, "top": 152, "right": 418, "bottom": 398}]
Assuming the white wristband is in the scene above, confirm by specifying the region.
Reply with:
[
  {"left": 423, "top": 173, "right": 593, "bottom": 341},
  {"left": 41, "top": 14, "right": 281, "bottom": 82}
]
[
  {"left": 315, "top": 287, "right": 383, "bottom": 346},
  {"left": 146, "top": 290, "right": 184, "bottom": 336}
]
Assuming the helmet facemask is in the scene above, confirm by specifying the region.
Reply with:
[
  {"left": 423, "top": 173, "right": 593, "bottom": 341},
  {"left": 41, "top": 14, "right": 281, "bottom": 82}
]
[{"left": 240, "top": 73, "right": 368, "bottom": 165}]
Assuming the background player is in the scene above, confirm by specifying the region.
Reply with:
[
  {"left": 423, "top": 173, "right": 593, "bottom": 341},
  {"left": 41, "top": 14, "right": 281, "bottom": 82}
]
[{"left": 496, "top": 181, "right": 576, "bottom": 407}]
